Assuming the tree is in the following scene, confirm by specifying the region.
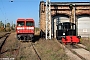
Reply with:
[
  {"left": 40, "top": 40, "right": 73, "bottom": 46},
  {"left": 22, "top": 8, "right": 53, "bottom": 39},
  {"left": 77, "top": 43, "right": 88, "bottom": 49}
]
[
  {"left": 11, "top": 24, "right": 16, "bottom": 30},
  {"left": 0, "top": 21, "right": 4, "bottom": 31},
  {"left": 6, "top": 23, "right": 10, "bottom": 27},
  {"left": 6, "top": 23, "right": 11, "bottom": 31},
  {"left": 0, "top": 21, "right": 4, "bottom": 28}
]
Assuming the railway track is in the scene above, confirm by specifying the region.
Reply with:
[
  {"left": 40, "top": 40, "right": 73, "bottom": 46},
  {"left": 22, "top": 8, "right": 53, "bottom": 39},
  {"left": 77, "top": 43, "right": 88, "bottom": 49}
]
[
  {"left": 65, "top": 44, "right": 86, "bottom": 60},
  {"left": 19, "top": 41, "right": 41, "bottom": 60},
  {"left": 55, "top": 39, "right": 90, "bottom": 60},
  {"left": 31, "top": 42, "right": 41, "bottom": 60},
  {"left": 0, "top": 32, "right": 11, "bottom": 54}
]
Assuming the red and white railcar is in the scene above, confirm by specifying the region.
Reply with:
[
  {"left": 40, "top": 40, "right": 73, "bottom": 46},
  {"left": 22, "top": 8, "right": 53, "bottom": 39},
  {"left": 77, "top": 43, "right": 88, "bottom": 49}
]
[{"left": 16, "top": 18, "right": 35, "bottom": 41}]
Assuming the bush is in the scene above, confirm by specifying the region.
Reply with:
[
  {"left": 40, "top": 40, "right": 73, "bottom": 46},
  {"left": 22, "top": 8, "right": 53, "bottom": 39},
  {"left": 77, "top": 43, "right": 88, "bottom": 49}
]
[
  {"left": 6, "top": 27, "right": 11, "bottom": 32},
  {"left": 0, "top": 27, "right": 5, "bottom": 32}
]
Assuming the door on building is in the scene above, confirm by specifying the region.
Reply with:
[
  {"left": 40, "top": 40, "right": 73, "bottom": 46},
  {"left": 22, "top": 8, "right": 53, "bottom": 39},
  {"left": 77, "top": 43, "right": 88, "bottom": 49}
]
[{"left": 77, "top": 14, "right": 90, "bottom": 37}]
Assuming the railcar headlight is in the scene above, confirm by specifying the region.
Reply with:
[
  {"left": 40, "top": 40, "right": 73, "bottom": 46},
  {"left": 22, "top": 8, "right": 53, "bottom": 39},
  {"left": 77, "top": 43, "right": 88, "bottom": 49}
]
[
  {"left": 18, "top": 30, "right": 19, "bottom": 32},
  {"left": 27, "top": 27, "right": 29, "bottom": 29}
]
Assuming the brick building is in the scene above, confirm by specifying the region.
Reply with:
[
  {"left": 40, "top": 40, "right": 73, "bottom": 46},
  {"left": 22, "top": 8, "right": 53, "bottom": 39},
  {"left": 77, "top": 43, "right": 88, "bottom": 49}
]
[{"left": 39, "top": 1, "right": 90, "bottom": 38}]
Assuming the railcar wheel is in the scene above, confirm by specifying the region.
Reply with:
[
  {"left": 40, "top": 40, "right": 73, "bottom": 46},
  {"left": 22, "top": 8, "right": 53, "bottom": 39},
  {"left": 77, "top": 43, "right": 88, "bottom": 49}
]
[
  {"left": 31, "top": 37, "right": 33, "bottom": 41},
  {"left": 17, "top": 35, "right": 20, "bottom": 40}
]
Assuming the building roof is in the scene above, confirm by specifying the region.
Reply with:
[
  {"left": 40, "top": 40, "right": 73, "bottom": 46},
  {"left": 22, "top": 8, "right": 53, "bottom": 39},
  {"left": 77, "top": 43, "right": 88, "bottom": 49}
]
[
  {"left": 41, "top": 1, "right": 90, "bottom": 5},
  {"left": 51, "top": 2, "right": 90, "bottom": 5}
]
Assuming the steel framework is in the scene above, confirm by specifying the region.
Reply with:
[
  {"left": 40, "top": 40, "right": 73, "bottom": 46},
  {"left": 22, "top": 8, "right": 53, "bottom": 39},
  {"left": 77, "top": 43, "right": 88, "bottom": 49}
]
[{"left": 46, "top": 0, "right": 51, "bottom": 40}]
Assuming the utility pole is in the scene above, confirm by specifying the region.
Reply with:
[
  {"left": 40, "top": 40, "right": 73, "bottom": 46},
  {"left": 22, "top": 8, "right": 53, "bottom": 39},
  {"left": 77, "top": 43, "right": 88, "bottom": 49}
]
[
  {"left": 12, "top": 21, "right": 13, "bottom": 29},
  {"left": 5, "top": 20, "right": 6, "bottom": 31},
  {"left": 46, "top": 0, "right": 51, "bottom": 40},
  {"left": 73, "top": 4, "right": 75, "bottom": 24}
]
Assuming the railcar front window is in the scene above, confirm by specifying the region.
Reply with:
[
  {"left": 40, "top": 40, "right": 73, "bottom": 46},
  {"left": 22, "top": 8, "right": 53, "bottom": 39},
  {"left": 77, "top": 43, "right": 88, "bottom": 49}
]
[
  {"left": 17, "top": 21, "right": 24, "bottom": 26},
  {"left": 26, "top": 21, "right": 34, "bottom": 26}
]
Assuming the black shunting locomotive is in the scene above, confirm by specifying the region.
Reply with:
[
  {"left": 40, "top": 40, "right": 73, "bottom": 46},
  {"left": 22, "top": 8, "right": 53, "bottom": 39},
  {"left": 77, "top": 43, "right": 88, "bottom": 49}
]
[{"left": 56, "top": 22, "right": 81, "bottom": 44}]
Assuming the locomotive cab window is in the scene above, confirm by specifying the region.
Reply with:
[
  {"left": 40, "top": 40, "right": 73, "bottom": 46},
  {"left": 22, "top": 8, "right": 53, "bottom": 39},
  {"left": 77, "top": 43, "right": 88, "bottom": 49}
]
[
  {"left": 73, "top": 24, "right": 75, "bottom": 30},
  {"left": 63, "top": 23, "right": 71, "bottom": 29},
  {"left": 17, "top": 21, "right": 24, "bottom": 26},
  {"left": 26, "top": 21, "right": 34, "bottom": 26},
  {"left": 59, "top": 25, "right": 61, "bottom": 30},
  {"left": 57, "top": 23, "right": 62, "bottom": 30}
]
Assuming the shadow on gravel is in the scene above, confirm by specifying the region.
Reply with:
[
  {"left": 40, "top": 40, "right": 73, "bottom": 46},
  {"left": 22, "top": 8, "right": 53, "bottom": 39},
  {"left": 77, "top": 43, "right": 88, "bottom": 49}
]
[{"left": 32, "top": 35, "right": 40, "bottom": 43}]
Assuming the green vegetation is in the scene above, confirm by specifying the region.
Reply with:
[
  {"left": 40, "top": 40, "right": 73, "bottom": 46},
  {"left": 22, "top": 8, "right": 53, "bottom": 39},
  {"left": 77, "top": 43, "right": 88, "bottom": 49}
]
[
  {"left": 20, "top": 56, "right": 26, "bottom": 60},
  {"left": 35, "top": 27, "right": 39, "bottom": 32},
  {"left": 0, "top": 21, "right": 16, "bottom": 32},
  {"left": 35, "top": 40, "right": 69, "bottom": 60},
  {"left": 35, "top": 27, "right": 40, "bottom": 35},
  {"left": 80, "top": 38, "right": 90, "bottom": 51}
]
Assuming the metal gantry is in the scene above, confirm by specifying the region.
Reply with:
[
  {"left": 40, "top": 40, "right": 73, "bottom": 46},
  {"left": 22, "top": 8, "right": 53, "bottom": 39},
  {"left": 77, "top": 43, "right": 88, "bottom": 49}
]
[{"left": 46, "top": 0, "right": 51, "bottom": 40}]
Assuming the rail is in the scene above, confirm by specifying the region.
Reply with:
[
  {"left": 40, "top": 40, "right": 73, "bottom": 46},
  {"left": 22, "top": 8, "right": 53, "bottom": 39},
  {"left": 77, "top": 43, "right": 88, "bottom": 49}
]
[{"left": 0, "top": 33, "right": 11, "bottom": 54}]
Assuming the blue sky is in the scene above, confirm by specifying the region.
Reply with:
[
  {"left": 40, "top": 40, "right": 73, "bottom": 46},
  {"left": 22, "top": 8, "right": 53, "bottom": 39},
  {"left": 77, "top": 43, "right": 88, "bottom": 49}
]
[{"left": 0, "top": 0, "right": 89, "bottom": 27}]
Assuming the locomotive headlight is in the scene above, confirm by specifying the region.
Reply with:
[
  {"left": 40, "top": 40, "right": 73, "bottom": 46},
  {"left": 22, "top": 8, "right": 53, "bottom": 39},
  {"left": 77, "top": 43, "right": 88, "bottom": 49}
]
[{"left": 63, "top": 33, "right": 65, "bottom": 35}]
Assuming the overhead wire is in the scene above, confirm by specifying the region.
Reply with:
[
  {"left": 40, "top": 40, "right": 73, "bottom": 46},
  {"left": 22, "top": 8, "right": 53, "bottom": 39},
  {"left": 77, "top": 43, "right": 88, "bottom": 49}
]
[
  {"left": 0, "top": 0, "right": 41, "bottom": 25},
  {"left": 0, "top": 8, "right": 6, "bottom": 19},
  {"left": 1, "top": 0, "right": 39, "bottom": 2},
  {"left": 0, "top": 0, "right": 8, "bottom": 21},
  {"left": 0, "top": 0, "right": 39, "bottom": 18}
]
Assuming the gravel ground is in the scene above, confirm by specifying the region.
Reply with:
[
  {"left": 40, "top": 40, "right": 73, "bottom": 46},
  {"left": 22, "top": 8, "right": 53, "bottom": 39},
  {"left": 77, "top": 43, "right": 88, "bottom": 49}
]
[
  {"left": 0, "top": 32, "right": 7, "bottom": 37},
  {"left": 0, "top": 32, "right": 19, "bottom": 59},
  {"left": 72, "top": 48, "right": 90, "bottom": 60},
  {"left": 3, "top": 32, "right": 90, "bottom": 60},
  {"left": 80, "top": 38, "right": 90, "bottom": 51},
  {"left": 35, "top": 39, "right": 69, "bottom": 60},
  {"left": 1, "top": 32, "right": 69, "bottom": 60},
  {"left": 1, "top": 33, "right": 39, "bottom": 60}
]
